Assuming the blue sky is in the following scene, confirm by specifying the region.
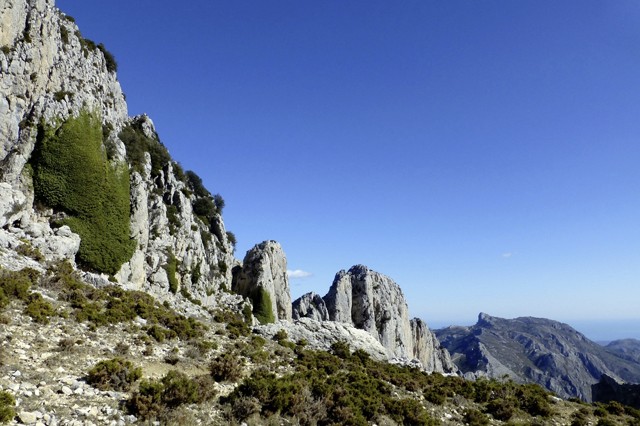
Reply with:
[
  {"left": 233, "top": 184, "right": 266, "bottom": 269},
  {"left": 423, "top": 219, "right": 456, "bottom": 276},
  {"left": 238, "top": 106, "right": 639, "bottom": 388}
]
[{"left": 56, "top": 0, "right": 640, "bottom": 340}]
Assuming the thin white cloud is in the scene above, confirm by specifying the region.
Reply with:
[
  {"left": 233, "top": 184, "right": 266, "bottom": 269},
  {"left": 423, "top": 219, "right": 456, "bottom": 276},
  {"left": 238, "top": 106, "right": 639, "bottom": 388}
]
[
  {"left": 287, "top": 269, "right": 312, "bottom": 279},
  {"left": 502, "top": 252, "right": 513, "bottom": 258}
]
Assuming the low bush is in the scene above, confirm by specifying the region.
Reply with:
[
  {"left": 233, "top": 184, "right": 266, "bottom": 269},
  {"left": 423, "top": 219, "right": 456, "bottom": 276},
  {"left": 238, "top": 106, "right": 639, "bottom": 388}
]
[
  {"left": 52, "top": 270, "right": 205, "bottom": 340},
  {"left": 127, "top": 371, "right": 215, "bottom": 420},
  {"left": 0, "top": 391, "right": 16, "bottom": 424},
  {"left": 210, "top": 353, "right": 244, "bottom": 382},
  {"left": 87, "top": 358, "right": 142, "bottom": 391},
  {"left": 23, "top": 293, "right": 55, "bottom": 324},
  {"left": 464, "top": 408, "right": 490, "bottom": 425},
  {"left": 227, "top": 348, "right": 437, "bottom": 425}
]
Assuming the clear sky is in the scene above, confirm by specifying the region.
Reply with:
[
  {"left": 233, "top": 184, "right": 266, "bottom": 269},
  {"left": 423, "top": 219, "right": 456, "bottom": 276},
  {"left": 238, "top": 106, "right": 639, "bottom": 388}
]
[{"left": 56, "top": 0, "right": 640, "bottom": 341}]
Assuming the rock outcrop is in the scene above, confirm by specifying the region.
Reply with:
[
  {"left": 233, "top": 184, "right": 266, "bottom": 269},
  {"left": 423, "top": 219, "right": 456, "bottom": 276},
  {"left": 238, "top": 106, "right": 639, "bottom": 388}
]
[
  {"left": 0, "top": 0, "right": 238, "bottom": 308},
  {"left": 292, "top": 292, "right": 329, "bottom": 321},
  {"left": 436, "top": 313, "right": 640, "bottom": 401},
  {"left": 293, "top": 265, "right": 455, "bottom": 373},
  {"left": 256, "top": 318, "right": 388, "bottom": 360},
  {"left": 232, "top": 240, "right": 292, "bottom": 322}
]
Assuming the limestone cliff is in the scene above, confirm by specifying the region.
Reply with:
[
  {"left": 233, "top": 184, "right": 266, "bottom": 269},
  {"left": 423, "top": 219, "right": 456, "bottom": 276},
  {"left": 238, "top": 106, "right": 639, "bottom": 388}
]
[
  {"left": 232, "top": 240, "right": 291, "bottom": 322},
  {"left": 293, "top": 265, "right": 455, "bottom": 373},
  {"left": 0, "top": 0, "right": 238, "bottom": 307}
]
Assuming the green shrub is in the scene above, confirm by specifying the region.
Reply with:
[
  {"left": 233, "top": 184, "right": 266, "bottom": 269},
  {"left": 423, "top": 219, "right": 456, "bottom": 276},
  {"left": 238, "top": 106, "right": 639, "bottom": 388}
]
[
  {"left": 16, "top": 241, "right": 44, "bottom": 261},
  {"left": 164, "top": 252, "right": 178, "bottom": 294},
  {"left": 53, "top": 90, "right": 73, "bottom": 102},
  {"left": 226, "top": 231, "right": 237, "bottom": 247},
  {"left": 516, "top": 383, "right": 552, "bottom": 417},
  {"left": 331, "top": 340, "right": 351, "bottom": 359},
  {"left": 24, "top": 293, "right": 55, "bottom": 324},
  {"left": 127, "top": 371, "right": 215, "bottom": 420},
  {"left": 97, "top": 43, "right": 117, "bottom": 73},
  {"left": 119, "top": 121, "right": 170, "bottom": 177},
  {"left": 605, "top": 401, "right": 625, "bottom": 416},
  {"left": 87, "top": 358, "right": 142, "bottom": 391},
  {"left": 571, "top": 409, "right": 589, "bottom": 426},
  {"left": 464, "top": 408, "right": 490, "bottom": 426},
  {"left": 251, "top": 288, "right": 274, "bottom": 324},
  {"left": 192, "top": 197, "right": 215, "bottom": 218},
  {"left": 597, "top": 418, "right": 618, "bottom": 426},
  {"left": 486, "top": 397, "right": 516, "bottom": 421},
  {"left": 31, "top": 111, "right": 134, "bottom": 274},
  {"left": 0, "top": 391, "right": 16, "bottom": 424},
  {"left": 0, "top": 268, "right": 39, "bottom": 308},
  {"left": 60, "top": 25, "right": 69, "bottom": 44},
  {"left": 185, "top": 171, "right": 210, "bottom": 197},
  {"left": 209, "top": 353, "right": 244, "bottom": 382},
  {"left": 165, "top": 205, "right": 179, "bottom": 235},
  {"left": 213, "top": 193, "right": 225, "bottom": 213}
]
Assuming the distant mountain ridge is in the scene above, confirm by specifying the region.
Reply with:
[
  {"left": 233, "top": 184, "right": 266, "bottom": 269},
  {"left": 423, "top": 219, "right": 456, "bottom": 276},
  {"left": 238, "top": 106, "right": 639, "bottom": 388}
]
[{"left": 435, "top": 313, "right": 640, "bottom": 401}]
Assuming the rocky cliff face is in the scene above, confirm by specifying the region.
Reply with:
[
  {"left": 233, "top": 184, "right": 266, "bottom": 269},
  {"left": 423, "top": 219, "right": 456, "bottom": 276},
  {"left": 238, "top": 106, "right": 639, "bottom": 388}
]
[
  {"left": 436, "top": 313, "right": 640, "bottom": 401},
  {"left": 293, "top": 265, "right": 455, "bottom": 373},
  {"left": 0, "top": 0, "right": 239, "bottom": 308},
  {"left": 232, "top": 240, "right": 292, "bottom": 322}
]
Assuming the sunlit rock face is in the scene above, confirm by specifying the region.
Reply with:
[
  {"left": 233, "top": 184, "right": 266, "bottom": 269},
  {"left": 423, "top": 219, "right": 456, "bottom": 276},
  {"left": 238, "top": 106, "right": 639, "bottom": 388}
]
[
  {"left": 294, "top": 264, "right": 456, "bottom": 373},
  {"left": 232, "top": 240, "right": 292, "bottom": 321}
]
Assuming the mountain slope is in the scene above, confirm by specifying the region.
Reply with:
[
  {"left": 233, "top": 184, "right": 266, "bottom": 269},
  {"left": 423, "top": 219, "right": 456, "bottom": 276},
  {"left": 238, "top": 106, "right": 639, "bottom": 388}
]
[{"left": 436, "top": 313, "right": 640, "bottom": 401}]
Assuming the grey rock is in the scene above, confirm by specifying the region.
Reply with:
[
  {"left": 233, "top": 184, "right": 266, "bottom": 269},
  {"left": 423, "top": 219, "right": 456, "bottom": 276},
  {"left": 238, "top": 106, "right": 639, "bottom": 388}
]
[
  {"left": 255, "top": 318, "right": 388, "bottom": 360},
  {"left": 292, "top": 292, "right": 329, "bottom": 321},
  {"left": 19, "top": 411, "right": 38, "bottom": 424},
  {"left": 315, "top": 265, "right": 454, "bottom": 373},
  {"left": 411, "top": 318, "right": 456, "bottom": 373},
  {"left": 233, "top": 240, "right": 292, "bottom": 321}
]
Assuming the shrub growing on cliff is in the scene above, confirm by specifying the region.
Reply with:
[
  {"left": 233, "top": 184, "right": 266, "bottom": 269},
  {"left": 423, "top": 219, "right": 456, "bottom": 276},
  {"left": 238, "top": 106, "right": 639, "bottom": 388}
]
[
  {"left": 119, "top": 121, "right": 170, "bottom": 177},
  {"left": 164, "top": 252, "right": 179, "bottom": 294},
  {"left": 31, "top": 111, "right": 134, "bottom": 274},
  {"left": 97, "top": 43, "right": 117, "bottom": 73},
  {"left": 251, "top": 288, "right": 275, "bottom": 324}
]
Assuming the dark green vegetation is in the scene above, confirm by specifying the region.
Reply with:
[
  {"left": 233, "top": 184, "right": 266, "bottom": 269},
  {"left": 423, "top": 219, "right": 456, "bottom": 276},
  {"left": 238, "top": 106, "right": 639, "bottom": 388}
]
[
  {"left": 250, "top": 287, "right": 275, "bottom": 324},
  {"left": 31, "top": 111, "right": 134, "bottom": 274},
  {"left": 164, "top": 252, "right": 179, "bottom": 294},
  {"left": 0, "top": 391, "right": 16, "bottom": 424},
  {"left": 87, "top": 358, "right": 142, "bottom": 391},
  {"left": 126, "top": 370, "right": 216, "bottom": 420},
  {"left": 118, "top": 120, "right": 171, "bottom": 177},
  {"left": 0, "top": 268, "right": 56, "bottom": 324},
  {"left": 48, "top": 261, "right": 205, "bottom": 340},
  {"left": 222, "top": 341, "right": 565, "bottom": 425}
]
